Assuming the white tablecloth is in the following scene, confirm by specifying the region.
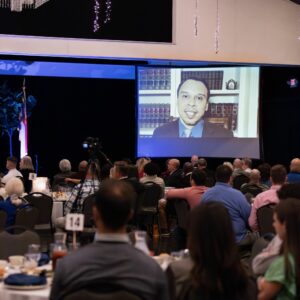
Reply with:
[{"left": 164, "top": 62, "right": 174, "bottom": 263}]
[{"left": 0, "top": 283, "right": 50, "bottom": 300}]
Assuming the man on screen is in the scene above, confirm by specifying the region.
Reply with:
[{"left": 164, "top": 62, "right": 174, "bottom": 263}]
[{"left": 152, "top": 78, "right": 233, "bottom": 138}]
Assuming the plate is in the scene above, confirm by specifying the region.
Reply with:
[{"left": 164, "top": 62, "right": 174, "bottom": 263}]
[{"left": 4, "top": 284, "right": 48, "bottom": 290}]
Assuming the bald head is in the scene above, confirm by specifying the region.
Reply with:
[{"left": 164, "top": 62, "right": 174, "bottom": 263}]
[
  {"left": 233, "top": 158, "right": 242, "bottom": 170},
  {"left": 249, "top": 169, "right": 261, "bottom": 184},
  {"left": 79, "top": 160, "right": 88, "bottom": 172},
  {"left": 290, "top": 158, "right": 300, "bottom": 173}
]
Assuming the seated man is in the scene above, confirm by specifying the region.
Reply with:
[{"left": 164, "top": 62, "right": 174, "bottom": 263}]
[
  {"left": 201, "top": 165, "right": 251, "bottom": 244},
  {"left": 50, "top": 179, "right": 169, "bottom": 300},
  {"left": 1, "top": 156, "right": 23, "bottom": 185}
]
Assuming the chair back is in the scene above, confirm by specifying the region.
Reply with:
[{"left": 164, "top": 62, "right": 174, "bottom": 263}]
[
  {"left": 63, "top": 289, "right": 141, "bottom": 300},
  {"left": 233, "top": 174, "right": 249, "bottom": 190},
  {"left": 82, "top": 194, "right": 96, "bottom": 227},
  {"left": 0, "top": 228, "right": 40, "bottom": 259},
  {"left": 138, "top": 182, "right": 162, "bottom": 214},
  {"left": 15, "top": 206, "right": 39, "bottom": 231},
  {"left": 174, "top": 198, "right": 191, "bottom": 231},
  {"left": 24, "top": 193, "right": 53, "bottom": 230},
  {"left": 0, "top": 211, "right": 7, "bottom": 232},
  {"left": 257, "top": 203, "right": 276, "bottom": 236}
]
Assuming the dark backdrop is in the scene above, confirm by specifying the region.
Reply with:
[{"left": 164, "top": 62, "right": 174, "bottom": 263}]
[
  {"left": 0, "top": 76, "right": 136, "bottom": 177},
  {"left": 0, "top": 65, "right": 300, "bottom": 178}
]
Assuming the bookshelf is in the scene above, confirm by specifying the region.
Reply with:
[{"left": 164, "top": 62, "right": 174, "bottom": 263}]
[{"left": 138, "top": 67, "right": 243, "bottom": 136}]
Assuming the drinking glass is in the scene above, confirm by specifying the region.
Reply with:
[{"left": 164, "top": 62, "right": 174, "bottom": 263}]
[{"left": 27, "top": 244, "right": 41, "bottom": 263}]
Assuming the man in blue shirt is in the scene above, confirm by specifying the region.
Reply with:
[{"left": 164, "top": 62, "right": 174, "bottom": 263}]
[{"left": 201, "top": 165, "right": 251, "bottom": 243}]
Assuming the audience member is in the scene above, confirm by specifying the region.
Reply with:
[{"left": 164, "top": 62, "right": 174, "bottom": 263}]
[
  {"left": 0, "top": 177, "right": 27, "bottom": 228},
  {"left": 1, "top": 156, "right": 22, "bottom": 185},
  {"left": 50, "top": 179, "right": 169, "bottom": 300},
  {"left": 19, "top": 155, "right": 35, "bottom": 193},
  {"left": 201, "top": 165, "right": 251, "bottom": 244},
  {"left": 180, "top": 162, "right": 194, "bottom": 187},
  {"left": 52, "top": 159, "right": 75, "bottom": 191},
  {"left": 252, "top": 183, "right": 300, "bottom": 276},
  {"left": 258, "top": 163, "right": 271, "bottom": 187},
  {"left": 163, "top": 159, "right": 183, "bottom": 188},
  {"left": 168, "top": 202, "right": 256, "bottom": 300},
  {"left": 248, "top": 165, "right": 287, "bottom": 232},
  {"left": 242, "top": 158, "right": 253, "bottom": 173},
  {"left": 55, "top": 162, "right": 101, "bottom": 230},
  {"left": 287, "top": 157, "right": 300, "bottom": 183},
  {"left": 140, "top": 162, "right": 165, "bottom": 193},
  {"left": 136, "top": 157, "right": 151, "bottom": 178},
  {"left": 190, "top": 155, "right": 199, "bottom": 167},
  {"left": 197, "top": 158, "right": 215, "bottom": 187},
  {"left": 241, "top": 169, "right": 269, "bottom": 203},
  {"left": 65, "top": 160, "right": 88, "bottom": 185},
  {"left": 258, "top": 198, "right": 300, "bottom": 299}
]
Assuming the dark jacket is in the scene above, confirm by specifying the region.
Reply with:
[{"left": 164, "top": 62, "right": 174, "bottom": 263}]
[{"left": 153, "top": 119, "right": 233, "bottom": 138}]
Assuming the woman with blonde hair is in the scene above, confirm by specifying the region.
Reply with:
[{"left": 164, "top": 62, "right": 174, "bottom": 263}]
[{"left": 0, "top": 177, "right": 27, "bottom": 228}]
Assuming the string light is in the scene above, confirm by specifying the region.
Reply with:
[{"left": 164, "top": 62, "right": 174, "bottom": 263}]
[
  {"left": 93, "top": 0, "right": 100, "bottom": 32},
  {"left": 194, "top": 0, "right": 199, "bottom": 37},
  {"left": 93, "top": 0, "right": 112, "bottom": 33},
  {"left": 104, "top": 0, "right": 112, "bottom": 24},
  {"left": 214, "top": 0, "right": 220, "bottom": 54}
]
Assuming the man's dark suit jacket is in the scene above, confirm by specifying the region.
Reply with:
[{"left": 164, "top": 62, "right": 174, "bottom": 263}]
[
  {"left": 152, "top": 119, "right": 233, "bottom": 138},
  {"left": 50, "top": 240, "right": 169, "bottom": 300}
]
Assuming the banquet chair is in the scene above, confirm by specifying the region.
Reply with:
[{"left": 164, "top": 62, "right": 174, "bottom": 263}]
[
  {"left": 15, "top": 206, "right": 39, "bottom": 232},
  {"left": 257, "top": 203, "right": 276, "bottom": 236},
  {"left": 137, "top": 182, "right": 162, "bottom": 236},
  {"left": 0, "top": 227, "right": 40, "bottom": 259},
  {"left": 63, "top": 290, "right": 141, "bottom": 300},
  {"left": 174, "top": 198, "right": 191, "bottom": 231},
  {"left": 24, "top": 192, "right": 54, "bottom": 232},
  {"left": 0, "top": 210, "right": 7, "bottom": 232}
]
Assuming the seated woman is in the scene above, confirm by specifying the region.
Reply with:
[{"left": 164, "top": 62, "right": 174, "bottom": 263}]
[
  {"left": 167, "top": 201, "right": 256, "bottom": 300},
  {"left": 0, "top": 177, "right": 27, "bottom": 228},
  {"left": 258, "top": 198, "right": 300, "bottom": 300}
]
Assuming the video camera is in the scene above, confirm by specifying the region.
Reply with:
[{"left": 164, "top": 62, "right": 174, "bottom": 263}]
[{"left": 82, "top": 137, "right": 102, "bottom": 159}]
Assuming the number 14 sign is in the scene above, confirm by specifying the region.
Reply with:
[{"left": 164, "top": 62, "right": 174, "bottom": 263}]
[{"left": 65, "top": 214, "right": 84, "bottom": 231}]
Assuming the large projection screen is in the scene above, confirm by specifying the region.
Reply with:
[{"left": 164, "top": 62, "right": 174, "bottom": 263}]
[{"left": 136, "top": 66, "right": 261, "bottom": 159}]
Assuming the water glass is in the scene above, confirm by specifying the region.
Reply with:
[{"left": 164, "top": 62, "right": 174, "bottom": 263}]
[{"left": 27, "top": 244, "right": 41, "bottom": 263}]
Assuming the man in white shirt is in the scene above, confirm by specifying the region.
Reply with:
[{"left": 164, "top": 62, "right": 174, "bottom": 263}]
[{"left": 1, "top": 156, "right": 22, "bottom": 185}]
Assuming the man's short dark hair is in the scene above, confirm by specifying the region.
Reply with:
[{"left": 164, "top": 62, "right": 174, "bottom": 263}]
[
  {"left": 7, "top": 156, "right": 18, "bottom": 165},
  {"left": 176, "top": 78, "right": 211, "bottom": 100},
  {"left": 143, "top": 162, "right": 160, "bottom": 176},
  {"left": 191, "top": 169, "right": 206, "bottom": 186},
  {"left": 277, "top": 183, "right": 300, "bottom": 200},
  {"left": 215, "top": 165, "right": 233, "bottom": 183},
  {"left": 197, "top": 158, "right": 207, "bottom": 168},
  {"left": 270, "top": 164, "right": 287, "bottom": 185},
  {"left": 114, "top": 161, "right": 129, "bottom": 177},
  {"left": 94, "top": 179, "right": 136, "bottom": 230},
  {"left": 242, "top": 158, "right": 252, "bottom": 168}
]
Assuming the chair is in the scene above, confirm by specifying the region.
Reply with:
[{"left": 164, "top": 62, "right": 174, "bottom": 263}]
[
  {"left": 0, "top": 227, "right": 40, "bottom": 259},
  {"left": 82, "top": 194, "right": 96, "bottom": 227},
  {"left": 257, "top": 204, "right": 276, "bottom": 236},
  {"left": 24, "top": 192, "right": 54, "bottom": 232},
  {"left": 63, "top": 289, "right": 141, "bottom": 300},
  {"left": 15, "top": 206, "right": 39, "bottom": 231},
  {"left": 137, "top": 182, "right": 162, "bottom": 236},
  {"left": 0, "top": 210, "right": 7, "bottom": 232},
  {"left": 232, "top": 174, "right": 250, "bottom": 190},
  {"left": 174, "top": 198, "right": 191, "bottom": 231}
]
